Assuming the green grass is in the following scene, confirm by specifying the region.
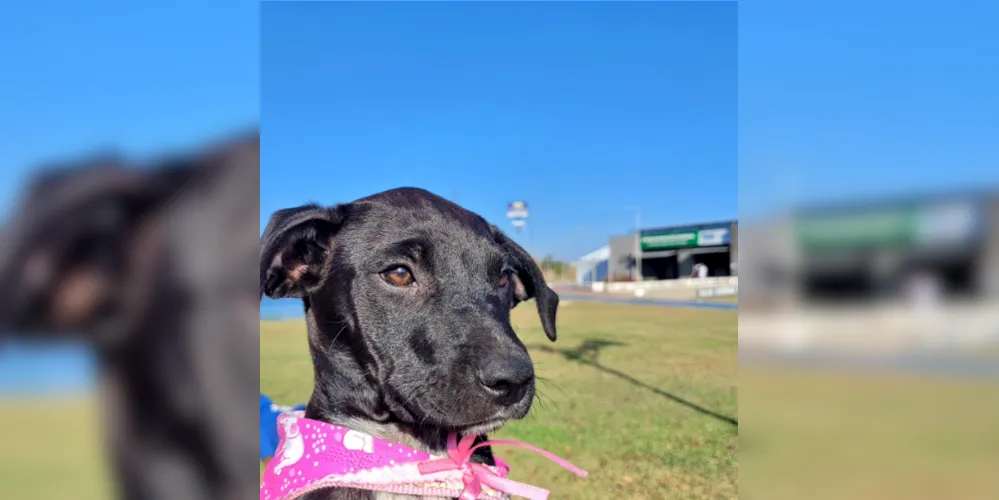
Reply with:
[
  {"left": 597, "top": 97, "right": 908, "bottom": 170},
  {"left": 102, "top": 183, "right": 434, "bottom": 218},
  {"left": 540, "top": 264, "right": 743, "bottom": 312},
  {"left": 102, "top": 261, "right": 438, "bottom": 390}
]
[
  {"left": 740, "top": 367, "right": 999, "bottom": 500},
  {"left": 702, "top": 295, "right": 738, "bottom": 303},
  {"left": 0, "top": 397, "right": 112, "bottom": 500},
  {"left": 964, "top": 343, "right": 999, "bottom": 359},
  {"left": 261, "top": 303, "right": 739, "bottom": 499},
  {"left": 20, "top": 305, "right": 997, "bottom": 500}
]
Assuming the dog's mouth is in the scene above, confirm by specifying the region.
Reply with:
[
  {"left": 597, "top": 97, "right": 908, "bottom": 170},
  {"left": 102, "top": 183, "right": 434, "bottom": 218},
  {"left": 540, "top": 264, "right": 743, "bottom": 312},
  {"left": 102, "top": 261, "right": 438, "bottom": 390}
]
[
  {"left": 403, "top": 399, "right": 526, "bottom": 436},
  {"left": 450, "top": 417, "right": 509, "bottom": 436},
  {"left": 388, "top": 372, "right": 536, "bottom": 436}
]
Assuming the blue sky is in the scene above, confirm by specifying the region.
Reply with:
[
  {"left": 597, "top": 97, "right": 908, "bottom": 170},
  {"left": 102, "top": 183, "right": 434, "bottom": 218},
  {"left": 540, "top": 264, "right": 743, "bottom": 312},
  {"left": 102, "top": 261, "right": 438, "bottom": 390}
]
[
  {"left": 0, "top": 1, "right": 259, "bottom": 216},
  {"left": 0, "top": 0, "right": 994, "bottom": 259},
  {"left": 261, "top": 2, "right": 738, "bottom": 260},
  {"left": 739, "top": 0, "right": 999, "bottom": 216}
]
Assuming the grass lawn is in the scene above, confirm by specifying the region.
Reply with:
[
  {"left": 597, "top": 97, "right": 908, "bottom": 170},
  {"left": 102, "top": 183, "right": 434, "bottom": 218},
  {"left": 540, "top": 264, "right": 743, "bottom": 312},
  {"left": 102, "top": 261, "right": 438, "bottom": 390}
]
[
  {"left": 0, "top": 397, "right": 111, "bottom": 500},
  {"left": 261, "top": 303, "right": 739, "bottom": 500},
  {"left": 965, "top": 342, "right": 999, "bottom": 359},
  {"left": 702, "top": 295, "right": 738, "bottom": 303},
  {"left": 740, "top": 366, "right": 999, "bottom": 500}
]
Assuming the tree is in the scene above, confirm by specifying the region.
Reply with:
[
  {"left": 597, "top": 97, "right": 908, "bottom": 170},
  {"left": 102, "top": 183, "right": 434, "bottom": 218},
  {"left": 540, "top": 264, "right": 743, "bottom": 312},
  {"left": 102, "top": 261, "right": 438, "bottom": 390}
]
[
  {"left": 540, "top": 255, "right": 568, "bottom": 280},
  {"left": 620, "top": 254, "right": 636, "bottom": 270}
]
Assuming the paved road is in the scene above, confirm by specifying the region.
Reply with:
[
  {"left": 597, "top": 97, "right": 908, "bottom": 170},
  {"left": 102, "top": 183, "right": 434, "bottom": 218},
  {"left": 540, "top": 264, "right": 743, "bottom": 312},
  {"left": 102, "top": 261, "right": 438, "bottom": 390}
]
[
  {"left": 742, "top": 348, "right": 999, "bottom": 380},
  {"left": 557, "top": 292, "right": 738, "bottom": 311}
]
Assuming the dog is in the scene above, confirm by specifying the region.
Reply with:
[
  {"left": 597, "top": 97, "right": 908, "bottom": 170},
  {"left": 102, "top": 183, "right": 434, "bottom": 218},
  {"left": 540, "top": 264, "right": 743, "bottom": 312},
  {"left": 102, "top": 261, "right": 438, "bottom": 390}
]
[
  {"left": 0, "top": 131, "right": 261, "bottom": 500},
  {"left": 260, "top": 187, "right": 560, "bottom": 499}
]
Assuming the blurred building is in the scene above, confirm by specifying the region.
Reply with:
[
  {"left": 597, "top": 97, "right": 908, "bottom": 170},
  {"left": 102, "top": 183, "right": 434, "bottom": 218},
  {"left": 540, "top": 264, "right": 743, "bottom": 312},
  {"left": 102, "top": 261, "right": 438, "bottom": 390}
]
[
  {"left": 754, "top": 190, "right": 999, "bottom": 305},
  {"left": 597, "top": 220, "right": 739, "bottom": 282},
  {"left": 576, "top": 246, "right": 610, "bottom": 284}
]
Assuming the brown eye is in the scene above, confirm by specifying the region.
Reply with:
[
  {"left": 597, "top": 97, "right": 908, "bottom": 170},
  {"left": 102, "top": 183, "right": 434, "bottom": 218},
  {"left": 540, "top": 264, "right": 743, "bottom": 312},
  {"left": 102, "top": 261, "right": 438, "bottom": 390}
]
[
  {"left": 497, "top": 272, "right": 510, "bottom": 288},
  {"left": 383, "top": 266, "right": 415, "bottom": 286}
]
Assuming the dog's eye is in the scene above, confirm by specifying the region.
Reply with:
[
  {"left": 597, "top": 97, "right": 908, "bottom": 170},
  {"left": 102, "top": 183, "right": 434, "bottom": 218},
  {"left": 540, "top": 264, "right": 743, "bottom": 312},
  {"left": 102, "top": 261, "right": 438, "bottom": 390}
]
[
  {"left": 382, "top": 266, "right": 415, "bottom": 287},
  {"left": 497, "top": 271, "right": 511, "bottom": 288}
]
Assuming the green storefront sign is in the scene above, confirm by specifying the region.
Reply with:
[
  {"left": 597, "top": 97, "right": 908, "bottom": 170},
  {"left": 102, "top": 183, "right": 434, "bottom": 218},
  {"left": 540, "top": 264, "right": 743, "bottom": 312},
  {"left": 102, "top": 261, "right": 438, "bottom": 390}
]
[
  {"left": 795, "top": 208, "right": 920, "bottom": 250},
  {"left": 640, "top": 231, "right": 699, "bottom": 251}
]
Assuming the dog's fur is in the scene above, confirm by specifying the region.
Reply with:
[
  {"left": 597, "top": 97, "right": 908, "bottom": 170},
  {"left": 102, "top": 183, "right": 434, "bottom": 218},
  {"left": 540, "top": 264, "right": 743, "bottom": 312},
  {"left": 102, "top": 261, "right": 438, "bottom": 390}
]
[
  {"left": 261, "top": 188, "right": 559, "bottom": 500},
  {"left": 0, "top": 132, "right": 260, "bottom": 500}
]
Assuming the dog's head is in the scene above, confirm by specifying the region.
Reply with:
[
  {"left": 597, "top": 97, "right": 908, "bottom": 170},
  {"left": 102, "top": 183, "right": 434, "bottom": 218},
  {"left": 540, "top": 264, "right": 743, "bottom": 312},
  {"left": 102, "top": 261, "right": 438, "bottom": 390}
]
[{"left": 261, "top": 188, "right": 558, "bottom": 434}]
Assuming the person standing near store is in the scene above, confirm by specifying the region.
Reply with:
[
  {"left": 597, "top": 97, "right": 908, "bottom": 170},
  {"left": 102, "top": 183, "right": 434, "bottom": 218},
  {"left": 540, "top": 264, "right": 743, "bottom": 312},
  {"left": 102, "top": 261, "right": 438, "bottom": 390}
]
[{"left": 692, "top": 262, "right": 709, "bottom": 279}]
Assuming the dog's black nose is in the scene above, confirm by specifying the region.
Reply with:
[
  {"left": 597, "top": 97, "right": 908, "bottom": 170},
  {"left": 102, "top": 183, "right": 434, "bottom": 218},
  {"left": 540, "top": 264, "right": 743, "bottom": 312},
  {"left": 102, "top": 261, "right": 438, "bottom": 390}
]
[{"left": 476, "top": 356, "right": 534, "bottom": 405}]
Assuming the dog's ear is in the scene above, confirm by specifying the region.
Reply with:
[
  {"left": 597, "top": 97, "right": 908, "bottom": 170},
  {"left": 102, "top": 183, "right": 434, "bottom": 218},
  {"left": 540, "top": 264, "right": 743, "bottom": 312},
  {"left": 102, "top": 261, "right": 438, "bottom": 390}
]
[
  {"left": 260, "top": 204, "right": 345, "bottom": 299},
  {"left": 492, "top": 226, "right": 559, "bottom": 342},
  {"left": 0, "top": 160, "right": 189, "bottom": 335}
]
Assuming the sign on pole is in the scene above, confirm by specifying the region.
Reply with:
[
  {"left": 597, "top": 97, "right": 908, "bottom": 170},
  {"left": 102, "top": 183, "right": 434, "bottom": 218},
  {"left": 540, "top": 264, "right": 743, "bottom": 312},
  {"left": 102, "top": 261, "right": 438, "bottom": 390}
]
[{"left": 507, "top": 201, "right": 529, "bottom": 233}]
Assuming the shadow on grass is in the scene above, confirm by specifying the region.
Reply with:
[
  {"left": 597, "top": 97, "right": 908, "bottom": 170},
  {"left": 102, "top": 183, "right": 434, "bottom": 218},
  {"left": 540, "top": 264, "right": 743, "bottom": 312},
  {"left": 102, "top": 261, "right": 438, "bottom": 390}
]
[{"left": 528, "top": 339, "right": 738, "bottom": 427}]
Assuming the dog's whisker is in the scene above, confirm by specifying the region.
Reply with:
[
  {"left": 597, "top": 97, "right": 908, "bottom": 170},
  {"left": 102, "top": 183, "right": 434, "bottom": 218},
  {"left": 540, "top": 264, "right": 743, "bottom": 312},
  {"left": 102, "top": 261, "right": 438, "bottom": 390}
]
[
  {"left": 532, "top": 392, "right": 548, "bottom": 413},
  {"left": 400, "top": 385, "right": 428, "bottom": 409},
  {"left": 532, "top": 388, "right": 564, "bottom": 422},
  {"left": 536, "top": 389, "right": 558, "bottom": 410},
  {"left": 535, "top": 376, "right": 569, "bottom": 396},
  {"left": 530, "top": 397, "right": 548, "bottom": 415},
  {"left": 328, "top": 323, "right": 349, "bottom": 346},
  {"left": 417, "top": 404, "right": 433, "bottom": 434}
]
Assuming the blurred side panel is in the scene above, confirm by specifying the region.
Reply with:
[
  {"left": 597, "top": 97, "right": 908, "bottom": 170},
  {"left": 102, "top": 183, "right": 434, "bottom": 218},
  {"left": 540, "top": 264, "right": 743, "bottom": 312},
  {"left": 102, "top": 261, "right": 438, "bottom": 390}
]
[
  {"left": 0, "top": 131, "right": 260, "bottom": 500},
  {"left": 739, "top": 0, "right": 999, "bottom": 498},
  {"left": 740, "top": 192, "right": 999, "bottom": 500},
  {"left": 0, "top": 2, "right": 259, "bottom": 498}
]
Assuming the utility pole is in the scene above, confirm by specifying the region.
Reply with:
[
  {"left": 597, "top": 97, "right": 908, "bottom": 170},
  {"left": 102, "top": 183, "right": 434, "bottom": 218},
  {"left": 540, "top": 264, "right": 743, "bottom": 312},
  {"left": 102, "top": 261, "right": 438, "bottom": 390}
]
[{"left": 626, "top": 206, "right": 642, "bottom": 281}]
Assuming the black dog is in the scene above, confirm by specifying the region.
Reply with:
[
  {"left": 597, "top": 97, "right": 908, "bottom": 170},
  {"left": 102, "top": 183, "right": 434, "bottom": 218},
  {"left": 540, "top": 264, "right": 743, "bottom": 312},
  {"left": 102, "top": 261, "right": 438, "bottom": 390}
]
[
  {"left": 261, "top": 188, "right": 559, "bottom": 499},
  {"left": 0, "top": 131, "right": 260, "bottom": 500}
]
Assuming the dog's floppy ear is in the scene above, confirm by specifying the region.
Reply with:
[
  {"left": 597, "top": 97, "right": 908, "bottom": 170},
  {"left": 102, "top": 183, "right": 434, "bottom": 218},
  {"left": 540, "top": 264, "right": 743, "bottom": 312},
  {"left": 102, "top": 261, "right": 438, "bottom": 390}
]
[
  {"left": 492, "top": 226, "right": 559, "bottom": 342},
  {"left": 0, "top": 160, "right": 189, "bottom": 335},
  {"left": 260, "top": 204, "right": 345, "bottom": 299}
]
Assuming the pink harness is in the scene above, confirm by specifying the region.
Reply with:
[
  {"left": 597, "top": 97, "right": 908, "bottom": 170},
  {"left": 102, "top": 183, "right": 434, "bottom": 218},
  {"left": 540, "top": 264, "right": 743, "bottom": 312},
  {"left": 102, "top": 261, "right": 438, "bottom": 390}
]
[{"left": 260, "top": 412, "right": 587, "bottom": 500}]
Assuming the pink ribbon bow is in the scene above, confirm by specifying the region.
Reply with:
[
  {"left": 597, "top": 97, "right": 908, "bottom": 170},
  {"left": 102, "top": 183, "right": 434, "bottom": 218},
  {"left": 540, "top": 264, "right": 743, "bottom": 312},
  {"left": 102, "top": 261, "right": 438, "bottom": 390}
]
[{"left": 417, "top": 433, "right": 587, "bottom": 500}]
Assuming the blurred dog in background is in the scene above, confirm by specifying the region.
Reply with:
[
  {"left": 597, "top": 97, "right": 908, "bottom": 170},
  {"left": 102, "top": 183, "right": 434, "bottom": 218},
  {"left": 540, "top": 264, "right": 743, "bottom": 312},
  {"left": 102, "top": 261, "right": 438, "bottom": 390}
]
[{"left": 0, "top": 130, "right": 260, "bottom": 500}]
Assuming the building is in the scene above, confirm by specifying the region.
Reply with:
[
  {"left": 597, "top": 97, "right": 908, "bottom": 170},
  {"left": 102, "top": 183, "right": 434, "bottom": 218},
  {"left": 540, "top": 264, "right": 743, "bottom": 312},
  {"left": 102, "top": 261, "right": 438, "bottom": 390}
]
[
  {"left": 791, "top": 191, "right": 997, "bottom": 302},
  {"left": 576, "top": 246, "right": 610, "bottom": 284},
  {"left": 599, "top": 220, "right": 739, "bottom": 282},
  {"left": 607, "top": 235, "right": 638, "bottom": 281},
  {"left": 750, "top": 189, "right": 999, "bottom": 304}
]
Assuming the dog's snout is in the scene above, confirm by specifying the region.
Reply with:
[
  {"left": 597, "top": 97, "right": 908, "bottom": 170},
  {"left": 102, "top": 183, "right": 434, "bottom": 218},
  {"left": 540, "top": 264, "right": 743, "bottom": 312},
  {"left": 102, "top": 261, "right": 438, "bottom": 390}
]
[{"left": 476, "top": 356, "right": 534, "bottom": 405}]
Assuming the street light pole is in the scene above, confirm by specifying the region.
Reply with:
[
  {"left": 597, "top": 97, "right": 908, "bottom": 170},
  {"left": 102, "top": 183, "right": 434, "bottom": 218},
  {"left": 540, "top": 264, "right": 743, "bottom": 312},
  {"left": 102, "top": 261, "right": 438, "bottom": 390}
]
[{"left": 626, "top": 207, "right": 642, "bottom": 281}]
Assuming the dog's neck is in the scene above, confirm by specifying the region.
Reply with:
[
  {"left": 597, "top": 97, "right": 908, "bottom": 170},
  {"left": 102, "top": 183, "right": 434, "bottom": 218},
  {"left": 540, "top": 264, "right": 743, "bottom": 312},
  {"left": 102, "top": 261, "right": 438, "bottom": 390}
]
[{"left": 301, "top": 307, "right": 494, "bottom": 463}]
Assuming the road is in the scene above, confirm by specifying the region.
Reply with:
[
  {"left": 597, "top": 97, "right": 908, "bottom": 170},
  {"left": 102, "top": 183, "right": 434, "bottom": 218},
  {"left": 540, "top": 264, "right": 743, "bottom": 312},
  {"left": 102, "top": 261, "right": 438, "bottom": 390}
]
[
  {"left": 742, "top": 347, "right": 999, "bottom": 380},
  {"left": 556, "top": 292, "right": 738, "bottom": 311}
]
